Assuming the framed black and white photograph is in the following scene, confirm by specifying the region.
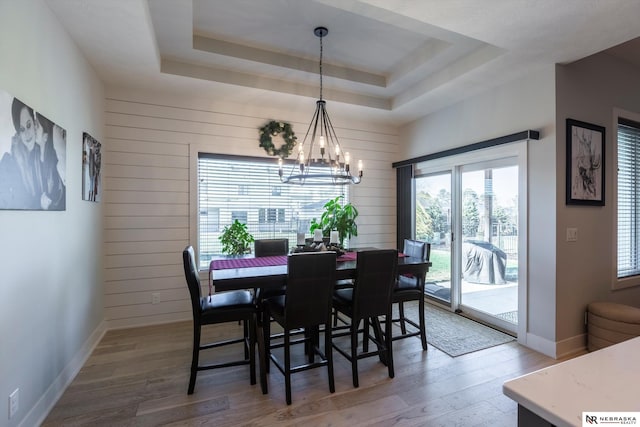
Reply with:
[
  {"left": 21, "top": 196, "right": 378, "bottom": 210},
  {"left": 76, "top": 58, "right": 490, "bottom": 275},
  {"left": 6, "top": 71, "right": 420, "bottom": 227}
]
[
  {"left": 82, "top": 132, "right": 102, "bottom": 202},
  {"left": 566, "top": 118, "right": 605, "bottom": 206},
  {"left": 0, "top": 89, "right": 67, "bottom": 210}
]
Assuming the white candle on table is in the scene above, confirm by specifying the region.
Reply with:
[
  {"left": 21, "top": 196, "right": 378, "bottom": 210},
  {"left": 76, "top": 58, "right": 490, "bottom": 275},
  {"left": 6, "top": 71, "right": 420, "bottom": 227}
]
[
  {"left": 314, "top": 229, "right": 323, "bottom": 242},
  {"left": 330, "top": 230, "right": 339, "bottom": 244},
  {"left": 297, "top": 232, "right": 305, "bottom": 246}
]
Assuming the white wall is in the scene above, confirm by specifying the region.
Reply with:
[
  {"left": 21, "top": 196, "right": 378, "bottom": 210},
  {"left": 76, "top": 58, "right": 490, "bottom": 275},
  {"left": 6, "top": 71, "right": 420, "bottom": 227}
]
[
  {"left": 555, "top": 53, "right": 640, "bottom": 346},
  {"left": 103, "top": 86, "right": 400, "bottom": 328},
  {"left": 400, "top": 66, "right": 559, "bottom": 356},
  {"left": 0, "top": 1, "right": 105, "bottom": 425}
]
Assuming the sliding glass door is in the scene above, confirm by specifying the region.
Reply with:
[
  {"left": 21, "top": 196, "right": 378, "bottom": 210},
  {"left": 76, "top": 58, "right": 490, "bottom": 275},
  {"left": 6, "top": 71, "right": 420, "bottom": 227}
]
[
  {"left": 415, "top": 172, "right": 452, "bottom": 304},
  {"left": 459, "top": 160, "right": 519, "bottom": 332},
  {"left": 414, "top": 143, "right": 526, "bottom": 335}
]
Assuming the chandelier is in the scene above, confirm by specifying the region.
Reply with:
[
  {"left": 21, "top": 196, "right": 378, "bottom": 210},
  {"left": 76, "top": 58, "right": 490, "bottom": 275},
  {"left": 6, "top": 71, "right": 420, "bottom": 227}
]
[{"left": 278, "top": 27, "right": 363, "bottom": 185}]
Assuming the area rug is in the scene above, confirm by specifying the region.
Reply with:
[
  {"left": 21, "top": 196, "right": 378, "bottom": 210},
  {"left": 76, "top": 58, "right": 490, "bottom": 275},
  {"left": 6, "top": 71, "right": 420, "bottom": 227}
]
[{"left": 400, "top": 302, "right": 515, "bottom": 357}]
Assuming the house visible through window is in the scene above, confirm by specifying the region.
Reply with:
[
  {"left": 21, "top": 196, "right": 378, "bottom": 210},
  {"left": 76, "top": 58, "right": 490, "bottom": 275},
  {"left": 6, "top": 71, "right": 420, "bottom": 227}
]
[
  {"left": 231, "top": 211, "right": 247, "bottom": 223},
  {"left": 199, "top": 207, "right": 219, "bottom": 233},
  {"left": 617, "top": 116, "right": 640, "bottom": 286},
  {"left": 197, "top": 154, "right": 346, "bottom": 267}
]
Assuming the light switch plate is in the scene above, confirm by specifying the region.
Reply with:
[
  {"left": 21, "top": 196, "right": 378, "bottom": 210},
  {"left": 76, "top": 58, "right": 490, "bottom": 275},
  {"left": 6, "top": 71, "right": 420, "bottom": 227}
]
[{"left": 9, "top": 388, "right": 18, "bottom": 419}]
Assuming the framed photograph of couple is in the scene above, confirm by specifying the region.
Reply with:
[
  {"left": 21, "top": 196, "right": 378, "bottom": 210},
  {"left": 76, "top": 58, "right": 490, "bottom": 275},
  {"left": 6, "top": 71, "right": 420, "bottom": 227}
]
[
  {"left": 82, "top": 132, "right": 102, "bottom": 202},
  {"left": 566, "top": 118, "right": 605, "bottom": 206},
  {"left": 0, "top": 89, "right": 67, "bottom": 210}
]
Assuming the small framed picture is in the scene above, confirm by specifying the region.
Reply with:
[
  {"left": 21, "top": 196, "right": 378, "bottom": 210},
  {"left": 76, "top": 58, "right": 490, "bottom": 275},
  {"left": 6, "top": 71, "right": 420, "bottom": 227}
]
[
  {"left": 566, "top": 118, "right": 605, "bottom": 206},
  {"left": 82, "top": 132, "right": 102, "bottom": 202}
]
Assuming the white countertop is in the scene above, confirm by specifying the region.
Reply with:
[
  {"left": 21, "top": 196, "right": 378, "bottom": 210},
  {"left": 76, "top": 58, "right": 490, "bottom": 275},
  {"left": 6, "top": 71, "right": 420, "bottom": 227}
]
[{"left": 503, "top": 336, "right": 640, "bottom": 427}]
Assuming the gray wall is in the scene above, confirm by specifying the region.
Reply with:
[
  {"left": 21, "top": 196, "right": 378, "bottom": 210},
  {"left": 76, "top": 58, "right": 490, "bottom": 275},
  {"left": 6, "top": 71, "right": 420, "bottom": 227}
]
[
  {"left": 555, "top": 53, "right": 640, "bottom": 342},
  {"left": 0, "top": 1, "right": 105, "bottom": 425}
]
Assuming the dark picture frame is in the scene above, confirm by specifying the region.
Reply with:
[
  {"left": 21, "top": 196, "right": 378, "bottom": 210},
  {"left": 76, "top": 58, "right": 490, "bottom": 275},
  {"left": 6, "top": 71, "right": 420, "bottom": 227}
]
[
  {"left": 82, "top": 132, "right": 102, "bottom": 202},
  {"left": 566, "top": 118, "right": 605, "bottom": 206}
]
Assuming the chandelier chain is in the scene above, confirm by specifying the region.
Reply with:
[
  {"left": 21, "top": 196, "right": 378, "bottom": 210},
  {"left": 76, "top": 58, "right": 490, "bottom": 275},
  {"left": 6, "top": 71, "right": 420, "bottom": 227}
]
[{"left": 319, "top": 34, "right": 323, "bottom": 101}]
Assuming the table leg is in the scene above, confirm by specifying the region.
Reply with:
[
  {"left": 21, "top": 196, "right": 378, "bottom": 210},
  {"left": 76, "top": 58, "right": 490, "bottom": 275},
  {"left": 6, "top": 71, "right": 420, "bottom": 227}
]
[{"left": 370, "top": 316, "right": 388, "bottom": 366}]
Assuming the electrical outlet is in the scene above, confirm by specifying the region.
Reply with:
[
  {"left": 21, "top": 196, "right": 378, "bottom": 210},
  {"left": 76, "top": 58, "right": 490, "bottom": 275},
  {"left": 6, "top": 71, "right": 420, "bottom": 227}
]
[
  {"left": 9, "top": 388, "right": 19, "bottom": 419},
  {"left": 152, "top": 293, "right": 160, "bottom": 305}
]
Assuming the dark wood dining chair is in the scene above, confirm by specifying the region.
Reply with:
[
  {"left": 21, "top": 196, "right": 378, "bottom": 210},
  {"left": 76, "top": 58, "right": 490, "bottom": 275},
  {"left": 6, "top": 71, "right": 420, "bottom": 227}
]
[
  {"left": 254, "top": 238, "right": 289, "bottom": 257},
  {"left": 392, "top": 239, "right": 430, "bottom": 350},
  {"left": 253, "top": 239, "right": 289, "bottom": 327},
  {"left": 182, "top": 246, "right": 258, "bottom": 394},
  {"left": 262, "top": 251, "right": 337, "bottom": 404},
  {"left": 332, "top": 249, "right": 398, "bottom": 388}
]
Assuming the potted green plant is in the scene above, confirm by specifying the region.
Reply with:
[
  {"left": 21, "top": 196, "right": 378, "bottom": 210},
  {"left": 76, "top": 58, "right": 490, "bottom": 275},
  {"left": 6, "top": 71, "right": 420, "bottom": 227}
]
[
  {"left": 219, "top": 219, "right": 254, "bottom": 255},
  {"left": 309, "top": 195, "right": 358, "bottom": 247}
]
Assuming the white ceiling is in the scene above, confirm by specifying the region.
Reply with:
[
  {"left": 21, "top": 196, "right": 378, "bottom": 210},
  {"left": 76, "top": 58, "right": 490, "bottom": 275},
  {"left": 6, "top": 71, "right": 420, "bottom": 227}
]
[{"left": 46, "top": 0, "right": 640, "bottom": 124}]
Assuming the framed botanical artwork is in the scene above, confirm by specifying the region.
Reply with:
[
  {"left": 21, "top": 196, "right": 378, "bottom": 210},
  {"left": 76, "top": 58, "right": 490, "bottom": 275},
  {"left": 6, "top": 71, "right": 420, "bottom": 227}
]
[
  {"left": 566, "top": 118, "right": 605, "bottom": 206},
  {"left": 82, "top": 132, "right": 102, "bottom": 202}
]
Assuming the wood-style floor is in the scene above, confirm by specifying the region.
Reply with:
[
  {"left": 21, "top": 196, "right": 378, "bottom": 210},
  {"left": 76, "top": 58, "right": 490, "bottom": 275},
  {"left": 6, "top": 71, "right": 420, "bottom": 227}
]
[{"left": 43, "top": 313, "right": 568, "bottom": 426}]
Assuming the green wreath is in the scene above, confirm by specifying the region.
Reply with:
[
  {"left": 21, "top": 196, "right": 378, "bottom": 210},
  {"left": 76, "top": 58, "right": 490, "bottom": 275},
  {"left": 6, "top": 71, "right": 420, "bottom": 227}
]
[{"left": 259, "top": 120, "right": 297, "bottom": 158}]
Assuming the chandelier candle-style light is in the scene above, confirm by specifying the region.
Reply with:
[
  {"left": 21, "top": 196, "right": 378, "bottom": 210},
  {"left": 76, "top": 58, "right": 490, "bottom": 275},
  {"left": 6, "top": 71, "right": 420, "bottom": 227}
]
[{"left": 278, "top": 27, "right": 363, "bottom": 185}]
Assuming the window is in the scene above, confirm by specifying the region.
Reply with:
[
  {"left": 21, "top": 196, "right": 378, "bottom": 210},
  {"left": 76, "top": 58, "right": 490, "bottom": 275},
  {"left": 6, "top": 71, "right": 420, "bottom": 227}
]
[
  {"left": 617, "top": 116, "right": 640, "bottom": 286},
  {"left": 197, "top": 154, "right": 346, "bottom": 266},
  {"left": 231, "top": 211, "right": 247, "bottom": 223},
  {"left": 199, "top": 207, "right": 219, "bottom": 233},
  {"left": 258, "top": 208, "right": 285, "bottom": 223}
]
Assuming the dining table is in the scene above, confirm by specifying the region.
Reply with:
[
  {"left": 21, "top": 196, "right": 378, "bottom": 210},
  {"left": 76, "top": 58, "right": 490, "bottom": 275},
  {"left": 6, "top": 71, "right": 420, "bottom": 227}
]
[{"left": 208, "top": 247, "right": 432, "bottom": 293}]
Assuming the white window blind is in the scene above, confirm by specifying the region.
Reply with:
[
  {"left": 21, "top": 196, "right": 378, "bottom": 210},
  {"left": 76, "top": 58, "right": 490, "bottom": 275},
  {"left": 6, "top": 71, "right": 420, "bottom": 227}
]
[
  {"left": 197, "top": 154, "right": 346, "bottom": 267},
  {"left": 617, "top": 118, "right": 640, "bottom": 279}
]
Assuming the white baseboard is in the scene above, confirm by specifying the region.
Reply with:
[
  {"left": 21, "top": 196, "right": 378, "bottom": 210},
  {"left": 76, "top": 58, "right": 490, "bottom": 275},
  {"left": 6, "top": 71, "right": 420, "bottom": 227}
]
[
  {"left": 522, "top": 332, "right": 587, "bottom": 359},
  {"left": 23, "top": 320, "right": 107, "bottom": 427},
  {"left": 522, "top": 332, "right": 557, "bottom": 358},
  {"left": 106, "top": 312, "right": 190, "bottom": 330},
  {"left": 556, "top": 333, "right": 587, "bottom": 358}
]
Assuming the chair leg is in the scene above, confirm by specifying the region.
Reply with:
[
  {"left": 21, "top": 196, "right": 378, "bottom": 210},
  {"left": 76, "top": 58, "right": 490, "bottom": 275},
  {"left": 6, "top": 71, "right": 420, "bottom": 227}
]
[
  {"left": 399, "top": 302, "right": 407, "bottom": 334},
  {"left": 350, "top": 320, "right": 359, "bottom": 388},
  {"left": 362, "top": 318, "right": 369, "bottom": 353},
  {"left": 307, "top": 326, "right": 318, "bottom": 364},
  {"left": 419, "top": 296, "right": 427, "bottom": 351},
  {"left": 249, "top": 315, "right": 257, "bottom": 385},
  {"left": 188, "top": 323, "right": 201, "bottom": 395},
  {"left": 384, "top": 313, "right": 395, "bottom": 379},
  {"left": 243, "top": 319, "right": 250, "bottom": 360},
  {"left": 325, "top": 321, "right": 335, "bottom": 393},
  {"left": 284, "top": 329, "right": 292, "bottom": 405},
  {"left": 257, "top": 314, "right": 268, "bottom": 394},
  {"left": 263, "top": 309, "right": 271, "bottom": 375}
]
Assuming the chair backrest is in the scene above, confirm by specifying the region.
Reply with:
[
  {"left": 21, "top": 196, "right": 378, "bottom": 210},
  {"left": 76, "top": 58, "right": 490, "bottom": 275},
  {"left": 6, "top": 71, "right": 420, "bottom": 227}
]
[
  {"left": 353, "top": 249, "right": 398, "bottom": 319},
  {"left": 183, "top": 246, "right": 202, "bottom": 317},
  {"left": 285, "top": 252, "right": 336, "bottom": 328},
  {"left": 403, "top": 239, "right": 431, "bottom": 261},
  {"left": 255, "top": 239, "right": 289, "bottom": 257}
]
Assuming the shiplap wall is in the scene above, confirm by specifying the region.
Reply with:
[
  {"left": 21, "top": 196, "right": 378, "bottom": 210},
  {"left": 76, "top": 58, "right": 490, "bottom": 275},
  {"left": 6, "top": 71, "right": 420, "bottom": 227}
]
[{"left": 104, "top": 87, "right": 400, "bottom": 328}]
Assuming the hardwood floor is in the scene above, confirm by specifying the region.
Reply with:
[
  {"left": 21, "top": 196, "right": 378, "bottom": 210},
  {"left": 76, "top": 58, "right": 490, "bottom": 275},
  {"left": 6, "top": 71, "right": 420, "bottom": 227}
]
[{"left": 43, "top": 314, "right": 568, "bottom": 426}]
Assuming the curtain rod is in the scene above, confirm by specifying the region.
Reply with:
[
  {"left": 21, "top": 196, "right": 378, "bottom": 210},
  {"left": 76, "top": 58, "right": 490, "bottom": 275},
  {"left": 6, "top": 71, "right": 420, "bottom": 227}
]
[{"left": 392, "top": 129, "right": 540, "bottom": 169}]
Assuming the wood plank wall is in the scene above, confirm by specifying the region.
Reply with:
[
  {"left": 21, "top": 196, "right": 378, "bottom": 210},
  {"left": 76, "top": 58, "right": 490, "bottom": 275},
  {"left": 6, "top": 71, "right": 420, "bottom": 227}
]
[{"left": 103, "top": 88, "right": 400, "bottom": 328}]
